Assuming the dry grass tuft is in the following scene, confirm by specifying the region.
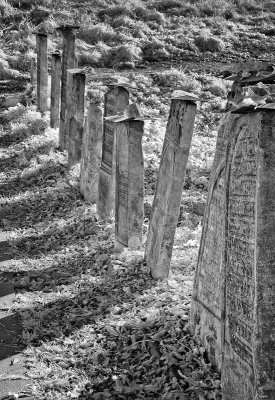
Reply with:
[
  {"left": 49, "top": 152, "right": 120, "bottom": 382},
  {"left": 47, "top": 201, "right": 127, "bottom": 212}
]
[
  {"left": 154, "top": 68, "right": 202, "bottom": 94},
  {"left": 78, "top": 23, "right": 117, "bottom": 45},
  {"left": 194, "top": 34, "right": 225, "bottom": 52}
]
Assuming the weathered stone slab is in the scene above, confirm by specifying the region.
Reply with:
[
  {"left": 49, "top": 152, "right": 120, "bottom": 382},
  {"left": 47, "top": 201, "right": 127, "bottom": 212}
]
[
  {"left": 190, "top": 110, "right": 275, "bottom": 400},
  {"left": 30, "top": 57, "right": 36, "bottom": 86},
  {"left": 35, "top": 33, "right": 48, "bottom": 112},
  {"left": 114, "top": 115, "right": 144, "bottom": 250},
  {"left": 57, "top": 26, "right": 79, "bottom": 150},
  {"left": 145, "top": 95, "right": 197, "bottom": 279},
  {"left": 67, "top": 69, "right": 86, "bottom": 167},
  {"left": 80, "top": 102, "right": 103, "bottom": 202},
  {"left": 97, "top": 85, "right": 129, "bottom": 220},
  {"left": 190, "top": 113, "right": 237, "bottom": 370},
  {"left": 50, "top": 52, "right": 61, "bottom": 128}
]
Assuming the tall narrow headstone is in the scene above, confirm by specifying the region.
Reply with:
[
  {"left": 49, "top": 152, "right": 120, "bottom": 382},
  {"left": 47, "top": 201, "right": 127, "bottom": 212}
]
[
  {"left": 145, "top": 91, "right": 198, "bottom": 280},
  {"left": 112, "top": 104, "right": 145, "bottom": 250},
  {"left": 190, "top": 112, "right": 237, "bottom": 371},
  {"left": 97, "top": 85, "right": 129, "bottom": 220},
  {"left": 50, "top": 52, "right": 61, "bottom": 128},
  {"left": 34, "top": 32, "right": 48, "bottom": 112},
  {"left": 30, "top": 57, "right": 36, "bottom": 86},
  {"left": 57, "top": 25, "right": 79, "bottom": 150},
  {"left": 190, "top": 110, "right": 275, "bottom": 400},
  {"left": 67, "top": 69, "right": 86, "bottom": 167},
  {"left": 80, "top": 102, "right": 103, "bottom": 202}
]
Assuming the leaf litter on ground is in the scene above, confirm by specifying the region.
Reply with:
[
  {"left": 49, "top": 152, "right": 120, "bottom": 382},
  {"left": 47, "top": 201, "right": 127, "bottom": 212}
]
[{"left": 0, "top": 102, "right": 221, "bottom": 400}]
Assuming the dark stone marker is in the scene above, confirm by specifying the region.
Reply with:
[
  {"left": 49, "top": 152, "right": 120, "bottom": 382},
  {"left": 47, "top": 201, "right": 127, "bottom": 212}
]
[
  {"left": 97, "top": 85, "right": 129, "bottom": 220},
  {"left": 190, "top": 111, "right": 275, "bottom": 400},
  {"left": 57, "top": 25, "right": 79, "bottom": 150},
  {"left": 35, "top": 32, "right": 48, "bottom": 112},
  {"left": 113, "top": 106, "right": 144, "bottom": 250},
  {"left": 30, "top": 56, "right": 36, "bottom": 86},
  {"left": 67, "top": 68, "right": 86, "bottom": 167},
  {"left": 50, "top": 52, "right": 61, "bottom": 128},
  {"left": 80, "top": 102, "right": 103, "bottom": 202},
  {"left": 145, "top": 92, "right": 197, "bottom": 280}
]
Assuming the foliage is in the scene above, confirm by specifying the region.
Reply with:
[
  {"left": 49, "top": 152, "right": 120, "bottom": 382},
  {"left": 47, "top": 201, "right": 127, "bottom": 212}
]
[
  {"left": 153, "top": 69, "right": 202, "bottom": 95},
  {"left": 0, "top": 0, "right": 274, "bottom": 68},
  {"left": 78, "top": 23, "right": 117, "bottom": 45},
  {"left": 142, "top": 39, "right": 170, "bottom": 61},
  {"left": 194, "top": 34, "right": 225, "bottom": 52}
]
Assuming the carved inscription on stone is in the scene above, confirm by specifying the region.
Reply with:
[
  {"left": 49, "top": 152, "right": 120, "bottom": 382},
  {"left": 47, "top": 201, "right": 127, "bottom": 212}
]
[
  {"left": 115, "top": 119, "right": 144, "bottom": 250},
  {"left": 225, "top": 124, "right": 257, "bottom": 367},
  {"left": 80, "top": 104, "right": 103, "bottom": 202},
  {"left": 67, "top": 71, "right": 85, "bottom": 167},
  {"left": 58, "top": 29, "right": 76, "bottom": 150},
  {"left": 97, "top": 86, "right": 129, "bottom": 220},
  {"left": 198, "top": 169, "right": 225, "bottom": 318},
  {"left": 190, "top": 113, "right": 238, "bottom": 369},
  {"left": 101, "top": 87, "right": 129, "bottom": 175},
  {"left": 192, "top": 111, "right": 275, "bottom": 400},
  {"left": 116, "top": 123, "right": 129, "bottom": 245},
  {"left": 145, "top": 99, "right": 196, "bottom": 279},
  {"left": 101, "top": 121, "right": 114, "bottom": 175},
  {"left": 50, "top": 52, "right": 61, "bottom": 128},
  {"left": 36, "top": 34, "right": 48, "bottom": 112}
]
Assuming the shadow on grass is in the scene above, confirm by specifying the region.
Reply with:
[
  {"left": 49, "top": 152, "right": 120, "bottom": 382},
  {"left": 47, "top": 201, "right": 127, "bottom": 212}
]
[
  {"left": 0, "top": 313, "right": 24, "bottom": 362},
  {"left": 9, "top": 214, "right": 99, "bottom": 258},
  {"left": 16, "top": 264, "right": 157, "bottom": 345},
  {"left": 0, "top": 162, "right": 67, "bottom": 198},
  {"left": 2, "top": 191, "right": 84, "bottom": 241},
  {"left": 9, "top": 248, "right": 100, "bottom": 291},
  {"left": 0, "top": 129, "right": 30, "bottom": 148},
  {"left": 0, "top": 154, "right": 19, "bottom": 171}
]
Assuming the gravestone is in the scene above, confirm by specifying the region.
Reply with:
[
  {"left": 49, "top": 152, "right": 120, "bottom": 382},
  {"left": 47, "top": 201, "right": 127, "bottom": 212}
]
[
  {"left": 190, "top": 112, "right": 237, "bottom": 370},
  {"left": 67, "top": 69, "right": 86, "bottom": 167},
  {"left": 97, "top": 85, "right": 129, "bottom": 220},
  {"left": 30, "top": 57, "right": 36, "bottom": 86},
  {"left": 50, "top": 52, "right": 61, "bottom": 128},
  {"left": 111, "top": 104, "right": 145, "bottom": 250},
  {"left": 80, "top": 102, "right": 103, "bottom": 202},
  {"left": 190, "top": 110, "right": 275, "bottom": 400},
  {"left": 57, "top": 25, "right": 79, "bottom": 150},
  {"left": 34, "top": 32, "right": 48, "bottom": 112},
  {"left": 145, "top": 91, "right": 198, "bottom": 279}
]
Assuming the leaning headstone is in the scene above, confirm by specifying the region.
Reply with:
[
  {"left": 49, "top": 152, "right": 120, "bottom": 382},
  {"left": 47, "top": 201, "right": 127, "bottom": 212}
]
[
  {"left": 57, "top": 25, "right": 79, "bottom": 150},
  {"left": 34, "top": 31, "right": 48, "bottom": 112},
  {"left": 111, "top": 104, "right": 145, "bottom": 250},
  {"left": 145, "top": 91, "right": 198, "bottom": 280},
  {"left": 67, "top": 69, "right": 86, "bottom": 167},
  {"left": 80, "top": 102, "right": 103, "bottom": 202},
  {"left": 190, "top": 110, "right": 275, "bottom": 400},
  {"left": 50, "top": 52, "right": 61, "bottom": 128},
  {"left": 97, "top": 85, "right": 129, "bottom": 220}
]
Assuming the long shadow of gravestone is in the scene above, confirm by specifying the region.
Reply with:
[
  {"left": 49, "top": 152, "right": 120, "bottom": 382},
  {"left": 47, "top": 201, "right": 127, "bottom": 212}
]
[{"left": 0, "top": 232, "right": 33, "bottom": 398}]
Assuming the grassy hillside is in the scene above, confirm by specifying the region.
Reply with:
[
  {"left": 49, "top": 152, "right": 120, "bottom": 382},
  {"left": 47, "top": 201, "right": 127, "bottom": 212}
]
[{"left": 0, "top": 0, "right": 275, "bottom": 73}]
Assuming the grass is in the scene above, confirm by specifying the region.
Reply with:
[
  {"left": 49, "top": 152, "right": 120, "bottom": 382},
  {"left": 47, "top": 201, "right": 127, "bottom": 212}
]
[
  {"left": 0, "top": 0, "right": 273, "bottom": 398},
  {"left": 0, "top": 65, "right": 225, "bottom": 398},
  {"left": 1, "top": 0, "right": 274, "bottom": 68}
]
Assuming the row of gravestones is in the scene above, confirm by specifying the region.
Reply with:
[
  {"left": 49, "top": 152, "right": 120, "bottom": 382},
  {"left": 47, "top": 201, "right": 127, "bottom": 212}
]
[
  {"left": 33, "top": 27, "right": 274, "bottom": 400},
  {"left": 33, "top": 25, "right": 199, "bottom": 276}
]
